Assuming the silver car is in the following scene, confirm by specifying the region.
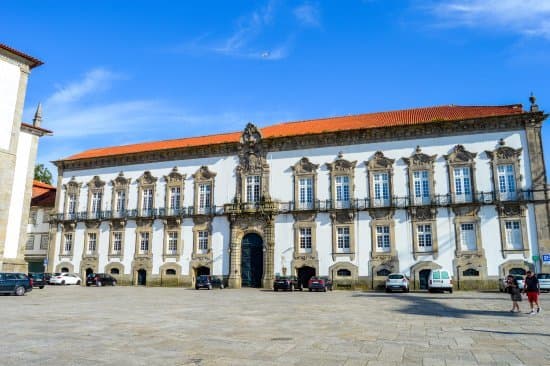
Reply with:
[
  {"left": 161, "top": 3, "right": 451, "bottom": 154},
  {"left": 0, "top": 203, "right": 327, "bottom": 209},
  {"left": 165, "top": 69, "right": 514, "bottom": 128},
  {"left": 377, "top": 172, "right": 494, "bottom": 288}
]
[
  {"left": 385, "top": 273, "right": 409, "bottom": 293},
  {"left": 536, "top": 273, "right": 550, "bottom": 292}
]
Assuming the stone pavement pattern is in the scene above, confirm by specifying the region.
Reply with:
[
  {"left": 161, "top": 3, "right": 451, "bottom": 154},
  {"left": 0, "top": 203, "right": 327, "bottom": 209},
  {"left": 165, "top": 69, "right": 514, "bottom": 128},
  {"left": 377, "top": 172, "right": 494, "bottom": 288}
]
[{"left": 0, "top": 287, "right": 548, "bottom": 366}]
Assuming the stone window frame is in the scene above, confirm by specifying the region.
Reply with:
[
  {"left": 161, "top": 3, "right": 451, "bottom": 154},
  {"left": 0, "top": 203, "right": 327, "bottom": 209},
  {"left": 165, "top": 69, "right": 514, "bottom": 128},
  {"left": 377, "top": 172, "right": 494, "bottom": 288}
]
[
  {"left": 402, "top": 146, "right": 437, "bottom": 206},
  {"left": 193, "top": 166, "right": 216, "bottom": 214},
  {"left": 454, "top": 216, "right": 483, "bottom": 256},
  {"left": 163, "top": 223, "right": 182, "bottom": 260},
  {"left": 83, "top": 222, "right": 100, "bottom": 258},
  {"left": 329, "top": 262, "right": 359, "bottom": 283},
  {"left": 40, "top": 233, "right": 49, "bottom": 250},
  {"left": 25, "top": 234, "right": 35, "bottom": 250},
  {"left": 164, "top": 167, "right": 185, "bottom": 214},
  {"left": 370, "top": 218, "right": 396, "bottom": 256},
  {"left": 496, "top": 204, "right": 529, "bottom": 257},
  {"left": 86, "top": 176, "right": 106, "bottom": 218},
  {"left": 134, "top": 221, "right": 153, "bottom": 258},
  {"left": 485, "top": 140, "right": 522, "bottom": 201},
  {"left": 108, "top": 221, "right": 125, "bottom": 259},
  {"left": 192, "top": 219, "right": 212, "bottom": 257},
  {"left": 60, "top": 228, "right": 74, "bottom": 258},
  {"left": 136, "top": 171, "right": 157, "bottom": 216},
  {"left": 293, "top": 219, "right": 317, "bottom": 256},
  {"left": 292, "top": 157, "right": 319, "bottom": 210},
  {"left": 366, "top": 151, "right": 395, "bottom": 208},
  {"left": 330, "top": 211, "right": 356, "bottom": 260},
  {"left": 63, "top": 177, "right": 82, "bottom": 218},
  {"left": 326, "top": 153, "right": 357, "bottom": 209},
  {"left": 110, "top": 172, "right": 131, "bottom": 216},
  {"left": 410, "top": 207, "right": 439, "bottom": 259},
  {"left": 444, "top": 145, "right": 478, "bottom": 203},
  {"left": 29, "top": 209, "right": 37, "bottom": 225}
]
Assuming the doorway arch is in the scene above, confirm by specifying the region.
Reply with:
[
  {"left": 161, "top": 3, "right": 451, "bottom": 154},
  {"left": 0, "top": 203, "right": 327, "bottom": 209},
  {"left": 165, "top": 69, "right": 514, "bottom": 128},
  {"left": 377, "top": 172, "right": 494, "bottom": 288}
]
[
  {"left": 241, "top": 233, "right": 264, "bottom": 287},
  {"left": 137, "top": 269, "right": 147, "bottom": 286},
  {"left": 297, "top": 266, "right": 316, "bottom": 289}
]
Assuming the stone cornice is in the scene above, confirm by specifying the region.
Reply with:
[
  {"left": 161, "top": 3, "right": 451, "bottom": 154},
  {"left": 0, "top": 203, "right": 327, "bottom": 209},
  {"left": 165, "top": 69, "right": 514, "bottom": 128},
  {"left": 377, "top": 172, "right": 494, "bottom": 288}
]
[{"left": 57, "top": 113, "right": 540, "bottom": 172}]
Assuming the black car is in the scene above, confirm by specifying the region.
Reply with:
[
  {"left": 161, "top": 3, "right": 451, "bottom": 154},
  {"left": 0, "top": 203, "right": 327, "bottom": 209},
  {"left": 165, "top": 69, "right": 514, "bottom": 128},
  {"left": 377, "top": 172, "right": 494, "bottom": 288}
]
[
  {"left": 86, "top": 273, "right": 117, "bottom": 287},
  {"left": 0, "top": 272, "right": 33, "bottom": 296},
  {"left": 28, "top": 272, "right": 46, "bottom": 289},
  {"left": 308, "top": 276, "right": 333, "bottom": 292},
  {"left": 273, "top": 276, "right": 302, "bottom": 291},
  {"left": 195, "top": 275, "right": 224, "bottom": 290}
]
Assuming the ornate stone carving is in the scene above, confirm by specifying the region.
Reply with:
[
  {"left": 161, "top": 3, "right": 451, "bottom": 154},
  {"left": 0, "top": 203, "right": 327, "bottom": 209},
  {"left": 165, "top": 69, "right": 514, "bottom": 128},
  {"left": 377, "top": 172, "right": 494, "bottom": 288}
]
[
  {"left": 164, "top": 166, "right": 185, "bottom": 183},
  {"left": 326, "top": 153, "right": 357, "bottom": 173},
  {"left": 496, "top": 203, "right": 524, "bottom": 217},
  {"left": 111, "top": 172, "right": 131, "bottom": 188},
  {"left": 137, "top": 171, "right": 157, "bottom": 186},
  {"left": 292, "top": 157, "right": 319, "bottom": 175},
  {"left": 444, "top": 145, "right": 477, "bottom": 164},
  {"left": 452, "top": 205, "right": 480, "bottom": 217},
  {"left": 402, "top": 146, "right": 436, "bottom": 169},
  {"left": 367, "top": 208, "right": 394, "bottom": 220},
  {"left": 87, "top": 176, "right": 105, "bottom": 189},
  {"left": 409, "top": 206, "right": 437, "bottom": 221},
  {"left": 367, "top": 151, "right": 394, "bottom": 170},
  {"left": 193, "top": 166, "right": 217, "bottom": 181}
]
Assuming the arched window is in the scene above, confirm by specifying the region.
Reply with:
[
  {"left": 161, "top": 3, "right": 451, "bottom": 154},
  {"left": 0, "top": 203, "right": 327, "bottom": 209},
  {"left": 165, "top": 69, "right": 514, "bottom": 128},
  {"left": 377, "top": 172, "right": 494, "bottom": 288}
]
[
  {"left": 462, "top": 268, "right": 479, "bottom": 277},
  {"left": 166, "top": 269, "right": 177, "bottom": 276},
  {"left": 337, "top": 269, "right": 351, "bottom": 277},
  {"left": 110, "top": 268, "right": 120, "bottom": 275},
  {"left": 376, "top": 268, "right": 391, "bottom": 277},
  {"left": 61, "top": 267, "right": 69, "bottom": 273},
  {"left": 509, "top": 268, "right": 526, "bottom": 276}
]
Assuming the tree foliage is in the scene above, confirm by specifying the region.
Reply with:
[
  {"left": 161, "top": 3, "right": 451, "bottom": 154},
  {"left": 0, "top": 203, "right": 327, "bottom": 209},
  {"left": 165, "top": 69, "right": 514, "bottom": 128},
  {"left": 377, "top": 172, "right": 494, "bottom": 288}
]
[{"left": 34, "top": 164, "right": 53, "bottom": 185}]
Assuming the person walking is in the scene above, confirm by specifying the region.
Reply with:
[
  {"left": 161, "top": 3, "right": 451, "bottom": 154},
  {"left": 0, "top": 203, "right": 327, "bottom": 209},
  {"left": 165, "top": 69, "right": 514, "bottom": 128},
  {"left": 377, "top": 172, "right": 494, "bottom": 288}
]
[
  {"left": 524, "top": 270, "right": 541, "bottom": 315},
  {"left": 506, "top": 275, "right": 522, "bottom": 313}
]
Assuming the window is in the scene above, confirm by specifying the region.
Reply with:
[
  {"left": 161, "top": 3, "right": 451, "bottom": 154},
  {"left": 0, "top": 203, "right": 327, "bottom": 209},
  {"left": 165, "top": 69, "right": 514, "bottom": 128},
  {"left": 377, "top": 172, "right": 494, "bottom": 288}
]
[
  {"left": 40, "top": 234, "right": 49, "bottom": 250},
  {"left": 463, "top": 268, "right": 479, "bottom": 277},
  {"left": 377, "top": 268, "right": 391, "bottom": 277},
  {"left": 453, "top": 167, "right": 472, "bottom": 203},
  {"left": 29, "top": 210, "right": 37, "bottom": 224},
  {"left": 166, "top": 269, "right": 177, "bottom": 275},
  {"left": 336, "top": 227, "right": 350, "bottom": 252},
  {"left": 42, "top": 212, "right": 50, "bottom": 223},
  {"left": 298, "top": 177, "right": 313, "bottom": 209},
  {"left": 299, "top": 228, "right": 312, "bottom": 253},
  {"left": 417, "top": 224, "right": 433, "bottom": 251},
  {"left": 337, "top": 269, "right": 351, "bottom": 277},
  {"left": 376, "top": 225, "right": 391, "bottom": 252},
  {"left": 246, "top": 175, "right": 261, "bottom": 203},
  {"left": 505, "top": 221, "right": 522, "bottom": 249},
  {"left": 198, "top": 183, "right": 211, "bottom": 213},
  {"left": 63, "top": 233, "right": 73, "bottom": 254},
  {"left": 87, "top": 233, "right": 97, "bottom": 254},
  {"left": 373, "top": 173, "right": 390, "bottom": 206},
  {"left": 91, "top": 191, "right": 102, "bottom": 215},
  {"left": 115, "top": 190, "right": 126, "bottom": 215},
  {"left": 198, "top": 231, "right": 208, "bottom": 253},
  {"left": 335, "top": 176, "right": 350, "bottom": 208},
  {"left": 142, "top": 188, "right": 153, "bottom": 215},
  {"left": 139, "top": 232, "right": 150, "bottom": 254},
  {"left": 68, "top": 194, "right": 77, "bottom": 216},
  {"left": 112, "top": 232, "right": 122, "bottom": 254},
  {"left": 26, "top": 235, "right": 34, "bottom": 250},
  {"left": 170, "top": 187, "right": 181, "bottom": 210},
  {"left": 412, "top": 170, "right": 430, "bottom": 205},
  {"left": 167, "top": 231, "right": 178, "bottom": 255},
  {"left": 110, "top": 268, "right": 120, "bottom": 275},
  {"left": 497, "top": 164, "right": 516, "bottom": 200},
  {"left": 460, "top": 223, "right": 477, "bottom": 251}
]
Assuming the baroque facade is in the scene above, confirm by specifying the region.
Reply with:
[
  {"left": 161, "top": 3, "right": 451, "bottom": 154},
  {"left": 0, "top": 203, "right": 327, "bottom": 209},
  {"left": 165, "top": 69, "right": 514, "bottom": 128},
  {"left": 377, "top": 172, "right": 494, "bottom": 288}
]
[
  {"left": 50, "top": 101, "right": 550, "bottom": 289},
  {"left": 26, "top": 180, "right": 56, "bottom": 272},
  {"left": 0, "top": 44, "right": 51, "bottom": 272}
]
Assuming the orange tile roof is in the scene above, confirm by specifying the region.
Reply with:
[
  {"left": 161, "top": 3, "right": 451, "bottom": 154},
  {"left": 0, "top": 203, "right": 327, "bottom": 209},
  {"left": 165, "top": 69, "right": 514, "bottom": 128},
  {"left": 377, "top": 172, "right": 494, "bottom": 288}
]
[
  {"left": 63, "top": 104, "right": 525, "bottom": 161},
  {"left": 0, "top": 44, "right": 43, "bottom": 69},
  {"left": 32, "top": 180, "right": 56, "bottom": 207}
]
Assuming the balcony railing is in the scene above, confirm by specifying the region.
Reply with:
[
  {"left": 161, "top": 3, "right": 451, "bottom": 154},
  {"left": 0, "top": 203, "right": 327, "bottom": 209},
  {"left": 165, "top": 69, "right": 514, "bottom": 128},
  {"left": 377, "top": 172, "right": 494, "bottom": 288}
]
[{"left": 52, "top": 189, "right": 548, "bottom": 222}]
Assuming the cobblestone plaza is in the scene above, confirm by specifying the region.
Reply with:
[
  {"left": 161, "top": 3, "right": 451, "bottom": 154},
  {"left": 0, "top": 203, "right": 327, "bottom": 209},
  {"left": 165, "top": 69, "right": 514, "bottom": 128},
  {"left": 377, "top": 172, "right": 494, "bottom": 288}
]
[{"left": 1, "top": 287, "right": 548, "bottom": 365}]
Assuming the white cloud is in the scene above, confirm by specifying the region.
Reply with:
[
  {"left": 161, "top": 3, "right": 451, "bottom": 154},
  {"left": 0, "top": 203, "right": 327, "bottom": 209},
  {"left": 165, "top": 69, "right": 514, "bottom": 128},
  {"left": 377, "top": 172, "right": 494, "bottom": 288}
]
[
  {"left": 428, "top": 0, "right": 550, "bottom": 39},
  {"left": 47, "top": 68, "right": 121, "bottom": 105},
  {"left": 293, "top": 3, "right": 321, "bottom": 27}
]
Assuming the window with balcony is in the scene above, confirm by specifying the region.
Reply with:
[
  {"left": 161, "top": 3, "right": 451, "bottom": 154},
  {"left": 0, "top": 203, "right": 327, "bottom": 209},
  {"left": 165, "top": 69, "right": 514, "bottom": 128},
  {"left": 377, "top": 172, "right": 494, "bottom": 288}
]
[
  {"left": 445, "top": 145, "right": 477, "bottom": 204},
  {"left": 68, "top": 194, "right": 77, "bottom": 217},
  {"left": 299, "top": 227, "right": 312, "bottom": 253},
  {"left": 169, "top": 187, "right": 181, "bottom": 211},
  {"left": 91, "top": 191, "right": 102, "bottom": 218},
  {"left": 298, "top": 177, "right": 314, "bottom": 209},
  {"left": 373, "top": 173, "right": 390, "bottom": 207},
  {"left": 246, "top": 175, "right": 261, "bottom": 203},
  {"left": 115, "top": 190, "right": 126, "bottom": 216},
  {"left": 142, "top": 188, "right": 153, "bottom": 216},
  {"left": 412, "top": 170, "right": 430, "bottom": 205},
  {"left": 486, "top": 142, "right": 521, "bottom": 202},
  {"left": 111, "top": 172, "right": 131, "bottom": 218},
  {"left": 335, "top": 175, "right": 350, "bottom": 208},
  {"left": 403, "top": 147, "right": 436, "bottom": 206},
  {"left": 137, "top": 171, "right": 157, "bottom": 217},
  {"left": 292, "top": 158, "right": 319, "bottom": 211},
  {"left": 164, "top": 167, "right": 185, "bottom": 216},
  {"left": 198, "top": 183, "right": 211, "bottom": 213},
  {"left": 454, "top": 167, "right": 472, "bottom": 203},
  {"left": 193, "top": 166, "right": 216, "bottom": 215},
  {"left": 498, "top": 164, "right": 516, "bottom": 200},
  {"left": 376, "top": 225, "right": 391, "bottom": 252}
]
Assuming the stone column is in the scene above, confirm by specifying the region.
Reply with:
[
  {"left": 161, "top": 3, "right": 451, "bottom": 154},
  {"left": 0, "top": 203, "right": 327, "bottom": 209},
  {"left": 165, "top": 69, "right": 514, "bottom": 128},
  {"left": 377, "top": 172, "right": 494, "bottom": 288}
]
[
  {"left": 228, "top": 217, "right": 241, "bottom": 288},
  {"left": 525, "top": 117, "right": 550, "bottom": 271},
  {"left": 262, "top": 216, "right": 275, "bottom": 288}
]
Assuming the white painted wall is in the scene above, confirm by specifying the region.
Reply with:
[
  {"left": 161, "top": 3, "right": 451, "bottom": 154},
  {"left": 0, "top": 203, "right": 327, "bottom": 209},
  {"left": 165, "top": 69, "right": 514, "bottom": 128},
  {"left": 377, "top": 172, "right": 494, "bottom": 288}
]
[{"left": 0, "top": 59, "right": 20, "bottom": 150}]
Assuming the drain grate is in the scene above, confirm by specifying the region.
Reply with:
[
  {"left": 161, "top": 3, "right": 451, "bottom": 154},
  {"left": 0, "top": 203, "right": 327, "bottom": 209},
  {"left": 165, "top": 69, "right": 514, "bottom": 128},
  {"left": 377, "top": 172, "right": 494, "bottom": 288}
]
[{"left": 270, "top": 337, "right": 293, "bottom": 341}]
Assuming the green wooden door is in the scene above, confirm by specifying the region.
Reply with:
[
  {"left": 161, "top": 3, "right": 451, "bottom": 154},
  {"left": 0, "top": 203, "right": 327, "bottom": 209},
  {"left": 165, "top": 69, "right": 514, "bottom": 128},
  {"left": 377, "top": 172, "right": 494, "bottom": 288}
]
[{"left": 241, "top": 233, "right": 263, "bottom": 287}]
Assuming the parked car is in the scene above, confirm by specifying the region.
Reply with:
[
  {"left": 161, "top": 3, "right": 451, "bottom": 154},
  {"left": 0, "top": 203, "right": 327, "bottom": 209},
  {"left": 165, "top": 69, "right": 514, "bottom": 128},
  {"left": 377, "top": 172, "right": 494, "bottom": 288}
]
[
  {"left": 500, "top": 275, "right": 525, "bottom": 293},
  {"left": 308, "top": 276, "right": 333, "bottom": 292},
  {"left": 385, "top": 273, "right": 410, "bottom": 293},
  {"left": 536, "top": 273, "right": 550, "bottom": 292},
  {"left": 0, "top": 272, "right": 33, "bottom": 296},
  {"left": 86, "top": 273, "right": 117, "bottom": 287},
  {"left": 195, "top": 275, "right": 224, "bottom": 290},
  {"left": 49, "top": 273, "right": 82, "bottom": 285},
  {"left": 28, "top": 272, "right": 46, "bottom": 289},
  {"left": 273, "top": 276, "right": 301, "bottom": 291},
  {"left": 427, "top": 269, "right": 453, "bottom": 293}
]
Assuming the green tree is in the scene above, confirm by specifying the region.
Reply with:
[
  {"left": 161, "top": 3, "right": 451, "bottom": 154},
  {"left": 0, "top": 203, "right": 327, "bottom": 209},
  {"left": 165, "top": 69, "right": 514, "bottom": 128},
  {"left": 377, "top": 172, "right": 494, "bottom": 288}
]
[{"left": 34, "top": 164, "right": 53, "bottom": 185}]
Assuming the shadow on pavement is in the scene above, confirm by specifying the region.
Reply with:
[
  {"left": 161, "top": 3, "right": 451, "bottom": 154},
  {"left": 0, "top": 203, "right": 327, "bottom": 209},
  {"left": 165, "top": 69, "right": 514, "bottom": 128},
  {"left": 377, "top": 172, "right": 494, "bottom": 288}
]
[
  {"left": 463, "top": 328, "right": 550, "bottom": 337},
  {"left": 351, "top": 292, "right": 516, "bottom": 318}
]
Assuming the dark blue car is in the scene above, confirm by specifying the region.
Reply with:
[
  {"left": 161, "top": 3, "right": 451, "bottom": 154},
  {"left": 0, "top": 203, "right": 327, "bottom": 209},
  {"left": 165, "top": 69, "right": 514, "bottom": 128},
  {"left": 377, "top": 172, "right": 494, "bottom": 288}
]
[{"left": 0, "top": 272, "right": 33, "bottom": 296}]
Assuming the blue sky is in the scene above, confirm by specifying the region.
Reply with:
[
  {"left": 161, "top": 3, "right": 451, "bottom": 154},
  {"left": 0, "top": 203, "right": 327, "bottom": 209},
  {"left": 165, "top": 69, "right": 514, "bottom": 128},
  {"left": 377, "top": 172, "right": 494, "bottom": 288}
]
[{"left": 2, "top": 0, "right": 549, "bottom": 179}]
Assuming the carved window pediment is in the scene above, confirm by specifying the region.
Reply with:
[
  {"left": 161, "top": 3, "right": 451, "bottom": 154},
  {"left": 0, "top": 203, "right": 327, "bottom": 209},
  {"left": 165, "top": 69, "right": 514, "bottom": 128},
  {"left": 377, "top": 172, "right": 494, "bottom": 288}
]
[
  {"left": 193, "top": 166, "right": 217, "bottom": 181},
  {"left": 366, "top": 151, "right": 394, "bottom": 170},
  {"left": 164, "top": 166, "right": 185, "bottom": 183},
  {"left": 409, "top": 206, "right": 437, "bottom": 221},
  {"left": 486, "top": 145, "right": 522, "bottom": 163},
  {"left": 445, "top": 145, "right": 477, "bottom": 164},
  {"left": 137, "top": 171, "right": 157, "bottom": 186},
  {"left": 87, "top": 176, "right": 105, "bottom": 189},
  {"left": 292, "top": 157, "right": 319, "bottom": 175},
  {"left": 111, "top": 172, "right": 131, "bottom": 188},
  {"left": 402, "top": 146, "right": 436, "bottom": 169},
  {"left": 327, "top": 156, "right": 357, "bottom": 173},
  {"left": 63, "top": 177, "right": 82, "bottom": 192}
]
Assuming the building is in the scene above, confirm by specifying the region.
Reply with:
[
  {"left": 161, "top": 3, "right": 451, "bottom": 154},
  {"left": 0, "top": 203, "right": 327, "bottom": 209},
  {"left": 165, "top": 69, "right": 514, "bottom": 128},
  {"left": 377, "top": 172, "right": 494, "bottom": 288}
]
[
  {"left": 49, "top": 100, "right": 550, "bottom": 289},
  {"left": 25, "top": 180, "right": 56, "bottom": 272},
  {"left": 0, "top": 44, "right": 51, "bottom": 272}
]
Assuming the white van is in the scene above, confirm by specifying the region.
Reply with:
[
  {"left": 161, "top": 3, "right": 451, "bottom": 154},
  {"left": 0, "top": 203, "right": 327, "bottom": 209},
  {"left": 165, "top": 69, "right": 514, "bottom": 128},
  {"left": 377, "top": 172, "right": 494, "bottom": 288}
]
[{"left": 427, "top": 269, "right": 453, "bottom": 293}]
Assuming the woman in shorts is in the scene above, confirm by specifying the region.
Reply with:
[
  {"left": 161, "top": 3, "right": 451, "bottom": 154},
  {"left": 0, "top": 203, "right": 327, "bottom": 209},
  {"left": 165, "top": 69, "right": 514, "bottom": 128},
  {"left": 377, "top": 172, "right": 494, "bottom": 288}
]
[{"left": 507, "top": 275, "right": 522, "bottom": 313}]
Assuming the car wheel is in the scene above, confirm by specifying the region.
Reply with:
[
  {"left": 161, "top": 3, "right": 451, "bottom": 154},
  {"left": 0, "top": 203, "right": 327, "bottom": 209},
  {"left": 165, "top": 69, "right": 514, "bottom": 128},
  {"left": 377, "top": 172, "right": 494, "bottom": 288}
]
[
  {"left": 195, "top": 286, "right": 199, "bottom": 290},
  {"left": 15, "top": 286, "right": 25, "bottom": 296},
  {"left": 309, "top": 288, "right": 312, "bottom": 292},
  {"left": 61, "top": 280, "right": 66, "bottom": 286},
  {"left": 76, "top": 280, "right": 81, "bottom": 286},
  {"left": 386, "top": 288, "right": 391, "bottom": 293},
  {"left": 290, "top": 285, "right": 294, "bottom": 292},
  {"left": 405, "top": 288, "right": 409, "bottom": 293},
  {"left": 208, "top": 285, "right": 212, "bottom": 290},
  {"left": 220, "top": 284, "right": 224, "bottom": 289},
  {"left": 449, "top": 288, "right": 453, "bottom": 294},
  {"left": 274, "top": 288, "right": 278, "bottom": 292},
  {"left": 323, "top": 287, "right": 327, "bottom": 292},
  {"left": 39, "top": 286, "right": 44, "bottom": 289},
  {"left": 97, "top": 281, "right": 103, "bottom": 287},
  {"left": 112, "top": 281, "right": 117, "bottom": 286}
]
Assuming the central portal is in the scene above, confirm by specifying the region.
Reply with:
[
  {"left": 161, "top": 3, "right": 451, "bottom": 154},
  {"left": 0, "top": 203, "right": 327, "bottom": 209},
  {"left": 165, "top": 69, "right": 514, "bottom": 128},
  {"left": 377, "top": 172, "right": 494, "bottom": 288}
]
[{"left": 241, "top": 233, "right": 264, "bottom": 287}]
